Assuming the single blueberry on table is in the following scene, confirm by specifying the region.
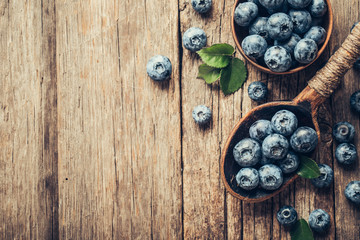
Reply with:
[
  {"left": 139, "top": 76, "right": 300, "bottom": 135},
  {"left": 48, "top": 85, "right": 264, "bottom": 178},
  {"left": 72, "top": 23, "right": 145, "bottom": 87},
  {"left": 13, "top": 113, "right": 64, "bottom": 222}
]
[
  {"left": 311, "top": 164, "right": 334, "bottom": 188},
  {"left": 290, "top": 126, "right": 318, "bottom": 153},
  {"left": 350, "top": 90, "right": 360, "bottom": 113},
  {"left": 308, "top": 209, "right": 331, "bottom": 233},
  {"left": 233, "top": 138, "right": 262, "bottom": 167},
  {"left": 335, "top": 143, "right": 357, "bottom": 165},
  {"left": 278, "top": 151, "right": 300, "bottom": 174},
  {"left": 266, "top": 13, "right": 294, "bottom": 41},
  {"left": 276, "top": 205, "right": 298, "bottom": 227},
  {"left": 258, "top": 164, "right": 283, "bottom": 190},
  {"left": 304, "top": 26, "right": 327, "bottom": 46},
  {"left": 308, "top": 0, "right": 327, "bottom": 17},
  {"left": 182, "top": 27, "right": 207, "bottom": 52},
  {"left": 248, "top": 81, "right": 268, "bottom": 102},
  {"left": 259, "top": 0, "right": 285, "bottom": 10},
  {"left": 288, "top": 0, "right": 312, "bottom": 9},
  {"left": 192, "top": 105, "right": 212, "bottom": 125},
  {"left": 274, "top": 33, "right": 301, "bottom": 56},
  {"left": 191, "top": 0, "right": 212, "bottom": 14},
  {"left": 241, "top": 35, "right": 268, "bottom": 59},
  {"left": 236, "top": 167, "right": 260, "bottom": 190},
  {"left": 262, "top": 133, "right": 289, "bottom": 160},
  {"left": 345, "top": 181, "right": 360, "bottom": 204},
  {"left": 146, "top": 55, "right": 172, "bottom": 81},
  {"left": 234, "top": 2, "right": 259, "bottom": 27},
  {"left": 294, "top": 38, "right": 318, "bottom": 64},
  {"left": 271, "top": 109, "right": 298, "bottom": 136},
  {"left": 249, "top": 17, "right": 271, "bottom": 42},
  {"left": 332, "top": 121, "right": 355, "bottom": 143},
  {"left": 264, "top": 46, "right": 292, "bottom": 72},
  {"left": 354, "top": 58, "right": 360, "bottom": 71},
  {"left": 289, "top": 9, "right": 312, "bottom": 34},
  {"left": 249, "top": 119, "right": 273, "bottom": 142}
]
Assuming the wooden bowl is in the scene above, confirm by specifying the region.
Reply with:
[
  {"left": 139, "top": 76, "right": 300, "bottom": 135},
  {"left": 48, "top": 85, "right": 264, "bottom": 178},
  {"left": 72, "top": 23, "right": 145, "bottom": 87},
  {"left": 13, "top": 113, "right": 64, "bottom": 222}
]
[{"left": 231, "top": 0, "right": 333, "bottom": 75}]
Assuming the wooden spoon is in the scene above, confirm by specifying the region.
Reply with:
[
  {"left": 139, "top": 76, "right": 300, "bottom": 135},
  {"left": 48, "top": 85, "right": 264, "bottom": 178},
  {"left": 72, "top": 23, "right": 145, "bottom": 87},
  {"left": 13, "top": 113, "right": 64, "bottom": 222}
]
[{"left": 221, "top": 24, "right": 360, "bottom": 203}]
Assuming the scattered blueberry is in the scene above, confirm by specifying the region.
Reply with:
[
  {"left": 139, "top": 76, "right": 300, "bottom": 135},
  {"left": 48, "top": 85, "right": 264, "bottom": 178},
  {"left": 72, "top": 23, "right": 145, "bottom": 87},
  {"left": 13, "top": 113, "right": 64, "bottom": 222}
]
[
  {"left": 287, "top": 0, "right": 312, "bottom": 9},
  {"left": 351, "top": 22, "right": 359, "bottom": 32},
  {"left": 335, "top": 143, "right": 357, "bottom": 165},
  {"left": 249, "top": 119, "right": 273, "bottom": 142},
  {"left": 259, "top": 0, "right": 285, "bottom": 10},
  {"left": 278, "top": 151, "right": 300, "bottom": 174},
  {"left": 332, "top": 121, "right": 355, "bottom": 143},
  {"left": 233, "top": 138, "right": 262, "bottom": 167},
  {"left": 350, "top": 90, "right": 360, "bottom": 113},
  {"left": 274, "top": 33, "right": 301, "bottom": 55},
  {"left": 266, "top": 13, "right": 294, "bottom": 41},
  {"left": 294, "top": 38, "right": 318, "bottom": 64},
  {"left": 271, "top": 110, "right": 298, "bottom": 136},
  {"left": 290, "top": 126, "right": 318, "bottom": 153},
  {"left": 191, "top": 0, "right": 212, "bottom": 14},
  {"left": 262, "top": 133, "right": 289, "bottom": 160},
  {"left": 192, "top": 105, "right": 212, "bottom": 125},
  {"left": 249, "top": 17, "right": 271, "bottom": 41},
  {"left": 236, "top": 167, "right": 260, "bottom": 190},
  {"left": 182, "top": 27, "right": 207, "bottom": 52},
  {"left": 277, "top": 205, "right": 298, "bottom": 227},
  {"left": 308, "top": 0, "right": 327, "bottom": 17},
  {"left": 248, "top": 81, "right": 268, "bottom": 101},
  {"left": 258, "top": 164, "right": 283, "bottom": 190},
  {"left": 264, "top": 46, "right": 292, "bottom": 72},
  {"left": 146, "top": 55, "right": 172, "bottom": 81},
  {"left": 304, "top": 26, "right": 326, "bottom": 46},
  {"left": 289, "top": 9, "right": 312, "bottom": 34},
  {"left": 242, "top": 35, "right": 268, "bottom": 59},
  {"left": 311, "top": 164, "right": 334, "bottom": 188},
  {"left": 345, "top": 181, "right": 360, "bottom": 204},
  {"left": 308, "top": 209, "right": 331, "bottom": 233},
  {"left": 234, "top": 2, "right": 259, "bottom": 27},
  {"left": 354, "top": 58, "right": 360, "bottom": 71}
]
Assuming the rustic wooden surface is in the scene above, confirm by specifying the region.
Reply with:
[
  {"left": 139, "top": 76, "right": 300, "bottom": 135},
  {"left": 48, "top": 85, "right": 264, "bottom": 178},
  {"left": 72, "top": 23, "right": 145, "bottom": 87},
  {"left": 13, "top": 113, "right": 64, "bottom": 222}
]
[{"left": 1, "top": 0, "right": 359, "bottom": 239}]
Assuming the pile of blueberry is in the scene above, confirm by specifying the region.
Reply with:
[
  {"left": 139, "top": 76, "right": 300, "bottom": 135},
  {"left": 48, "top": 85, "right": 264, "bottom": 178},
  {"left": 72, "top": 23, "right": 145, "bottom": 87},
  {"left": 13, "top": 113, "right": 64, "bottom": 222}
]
[
  {"left": 234, "top": 0, "right": 328, "bottom": 72},
  {"left": 233, "top": 109, "right": 318, "bottom": 191}
]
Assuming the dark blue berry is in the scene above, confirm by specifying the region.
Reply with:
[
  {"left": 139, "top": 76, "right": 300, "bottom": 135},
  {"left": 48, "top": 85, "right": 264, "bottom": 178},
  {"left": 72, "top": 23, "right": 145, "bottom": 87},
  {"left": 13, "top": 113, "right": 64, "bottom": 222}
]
[
  {"left": 311, "top": 164, "right": 334, "bottom": 188},
  {"left": 288, "top": 0, "right": 312, "bottom": 9},
  {"left": 335, "top": 143, "right": 357, "bottom": 165},
  {"left": 354, "top": 58, "right": 360, "bottom": 71},
  {"left": 249, "top": 17, "right": 271, "bottom": 41},
  {"left": 294, "top": 38, "right": 318, "bottom": 64},
  {"left": 274, "top": 33, "right": 301, "bottom": 55},
  {"left": 236, "top": 167, "right": 260, "bottom": 190},
  {"left": 183, "top": 27, "right": 207, "bottom": 52},
  {"left": 289, "top": 9, "right": 312, "bottom": 34},
  {"left": 260, "top": 155, "right": 275, "bottom": 165},
  {"left": 308, "top": 209, "right": 330, "bottom": 233},
  {"left": 345, "top": 181, "right": 360, "bottom": 204},
  {"left": 146, "top": 55, "right": 172, "bottom": 81},
  {"left": 249, "top": 119, "right": 273, "bottom": 142},
  {"left": 266, "top": 1, "right": 289, "bottom": 14},
  {"left": 304, "top": 26, "right": 326, "bottom": 46},
  {"left": 262, "top": 133, "right": 289, "bottom": 160},
  {"left": 277, "top": 205, "right": 298, "bottom": 227},
  {"left": 259, "top": 164, "right": 283, "bottom": 190},
  {"left": 350, "top": 90, "right": 360, "bottom": 113},
  {"left": 351, "top": 22, "right": 359, "bottom": 32},
  {"left": 311, "top": 17, "right": 324, "bottom": 27},
  {"left": 192, "top": 105, "right": 212, "bottom": 125},
  {"left": 234, "top": 2, "right": 259, "bottom": 27},
  {"left": 264, "top": 46, "right": 292, "bottom": 72},
  {"left": 332, "top": 121, "right": 355, "bottom": 143},
  {"left": 248, "top": 82, "right": 268, "bottom": 102},
  {"left": 271, "top": 110, "right": 298, "bottom": 136},
  {"left": 242, "top": 35, "right": 268, "bottom": 59},
  {"left": 308, "top": 0, "right": 327, "bottom": 17},
  {"left": 259, "top": 0, "right": 285, "bottom": 10},
  {"left": 266, "top": 13, "right": 294, "bottom": 41},
  {"left": 278, "top": 151, "right": 300, "bottom": 174},
  {"left": 233, "top": 138, "right": 262, "bottom": 167},
  {"left": 191, "top": 0, "right": 212, "bottom": 13},
  {"left": 290, "top": 126, "right": 318, "bottom": 153},
  {"left": 248, "top": 0, "right": 260, "bottom": 4}
]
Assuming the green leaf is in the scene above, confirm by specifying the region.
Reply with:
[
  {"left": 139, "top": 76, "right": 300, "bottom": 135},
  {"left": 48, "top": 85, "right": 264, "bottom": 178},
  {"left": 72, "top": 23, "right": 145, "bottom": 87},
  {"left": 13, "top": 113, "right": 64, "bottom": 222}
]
[
  {"left": 297, "top": 155, "right": 321, "bottom": 179},
  {"left": 197, "top": 43, "right": 234, "bottom": 68},
  {"left": 290, "top": 219, "right": 314, "bottom": 240},
  {"left": 197, "top": 64, "right": 221, "bottom": 84},
  {"left": 219, "top": 57, "right": 247, "bottom": 95}
]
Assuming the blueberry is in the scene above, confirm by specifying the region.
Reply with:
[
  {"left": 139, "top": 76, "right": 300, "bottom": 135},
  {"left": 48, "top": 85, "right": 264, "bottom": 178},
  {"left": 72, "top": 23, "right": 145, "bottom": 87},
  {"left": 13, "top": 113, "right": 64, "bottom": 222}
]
[
  {"left": 311, "top": 164, "right": 334, "bottom": 188},
  {"left": 276, "top": 206, "right": 298, "bottom": 227},
  {"left": 304, "top": 26, "right": 326, "bottom": 46},
  {"left": 248, "top": 81, "right": 268, "bottom": 102},
  {"left": 288, "top": 0, "right": 312, "bottom": 9},
  {"left": 249, "top": 17, "right": 270, "bottom": 41},
  {"left": 192, "top": 105, "right": 212, "bottom": 125},
  {"left": 290, "top": 126, "right": 318, "bottom": 153},
  {"left": 262, "top": 134, "right": 289, "bottom": 160},
  {"left": 264, "top": 46, "right": 292, "bottom": 72},
  {"left": 308, "top": 0, "right": 327, "bottom": 17},
  {"left": 242, "top": 35, "right": 268, "bottom": 59},
  {"left": 294, "top": 39, "right": 318, "bottom": 64},
  {"left": 289, "top": 10, "right": 312, "bottom": 34},
  {"left": 191, "top": 0, "right": 212, "bottom": 13},
  {"left": 260, "top": 155, "right": 275, "bottom": 165},
  {"left": 332, "top": 121, "right": 355, "bottom": 143},
  {"left": 350, "top": 90, "right": 360, "bottom": 113},
  {"left": 345, "top": 181, "right": 360, "bottom": 204},
  {"left": 266, "top": 1, "right": 289, "bottom": 14},
  {"left": 249, "top": 119, "right": 273, "bottom": 142},
  {"left": 311, "top": 17, "right": 324, "bottom": 27},
  {"left": 274, "top": 33, "right": 301, "bottom": 55},
  {"left": 236, "top": 167, "right": 260, "bottom": 190},
  {"left": 351, "top": 22, "right": 359, "bottom": 32},
  {"left": 335, "top": 143, "right": 357, "bottom": 165},
  {"left": 271, "top": 110, "right": 298, "bottom": 136},
  {"left": 247, "top": 0, "right": 260, "bottom": 4},
  {"left": 182, "top": 27, "right": 207, "bottom": 52},
  {"left": 258, "top": 164, "right": 283, "bottom": 190},
  {"left": 233, "top": 138, "right": 262, "bottom": 167},
  {"left": 259, "top": 0, "right": 285, "bottom": 10},
  {"left": 234, "top": 2, "right": 259, "bottom": 27},
  {"left": 146, "top": 55, "right": 172, "bottom": 81},
  {"left": 278, "top": 151, "right": 300, "bottom": 174},
  {"left": 354, "top": 58, "right": 360, "bottom": 71},
  {"left": 308, "top": 209, "right": 331, "bottom": 233},
  {"left": 266, "top": 13, "right": 294, "bottom": 41}
]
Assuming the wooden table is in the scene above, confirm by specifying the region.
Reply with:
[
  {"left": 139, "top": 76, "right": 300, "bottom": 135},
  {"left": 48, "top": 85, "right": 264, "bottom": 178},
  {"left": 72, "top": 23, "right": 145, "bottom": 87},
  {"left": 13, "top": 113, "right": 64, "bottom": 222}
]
[{"left": 1, "top": 0, "right": 359, "bottom": 239}]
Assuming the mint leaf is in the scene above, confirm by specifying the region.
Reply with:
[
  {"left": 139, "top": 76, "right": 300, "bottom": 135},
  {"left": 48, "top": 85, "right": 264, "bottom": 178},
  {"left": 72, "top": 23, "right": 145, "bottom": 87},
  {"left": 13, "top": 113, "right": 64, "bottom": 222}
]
[
  {"left": 197, "top": 43, "right": 234, "bottom": 68},
  {"left": 197, "top": 64, "right": 221, "bottom": 84},
  {"left": 297, "top": 155, "right": 321, "bottom": 179},
  {"left": 220, "top": 57, "right": 247, "bottom": 95},
  {"left": 290, "top": 219, "right": 314, "bottom": 240}
]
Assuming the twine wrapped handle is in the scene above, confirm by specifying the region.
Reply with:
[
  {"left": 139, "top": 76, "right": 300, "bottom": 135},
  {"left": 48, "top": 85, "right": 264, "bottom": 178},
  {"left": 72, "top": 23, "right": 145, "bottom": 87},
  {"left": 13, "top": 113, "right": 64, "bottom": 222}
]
[{"left": 308, "top": 23, "right": 360, "bottom": 98}]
